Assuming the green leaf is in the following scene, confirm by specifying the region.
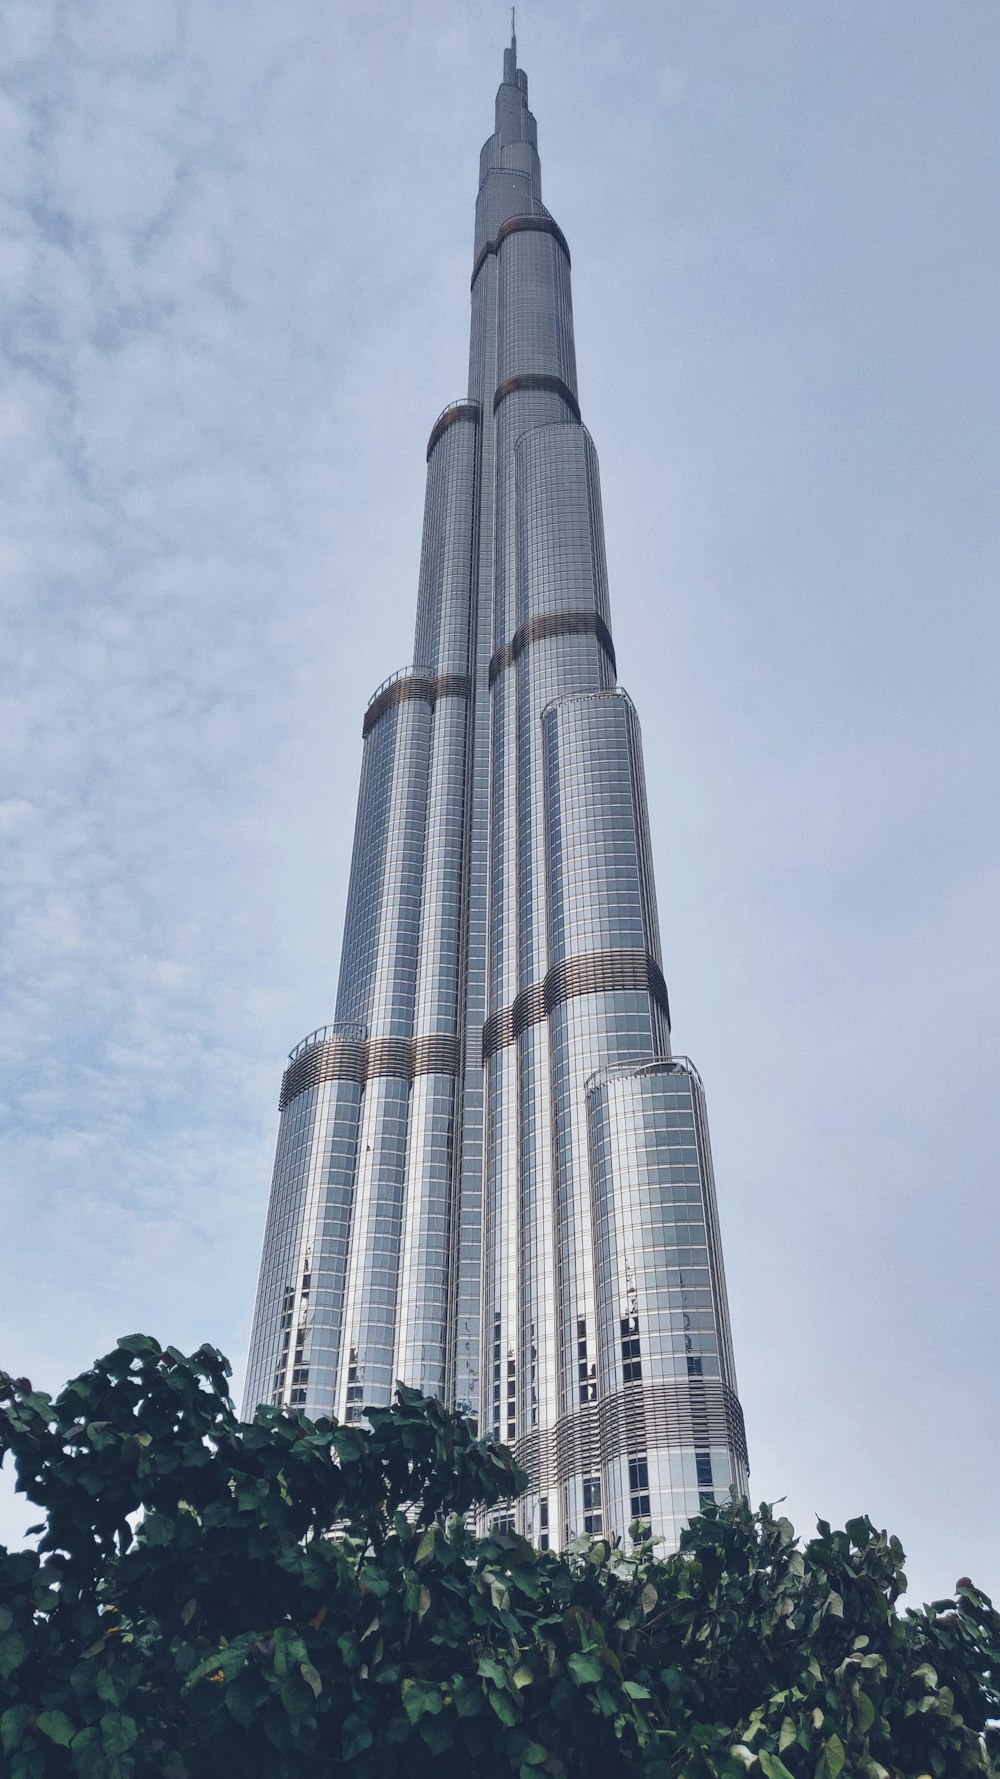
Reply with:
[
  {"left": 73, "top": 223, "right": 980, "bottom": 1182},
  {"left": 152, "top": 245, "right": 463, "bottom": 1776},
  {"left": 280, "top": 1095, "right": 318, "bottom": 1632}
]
[
  {"left": 816, "top": 1733, "right": 846, "bottom": 1778},
  {"left": 185, "top": 1646, "right": 246, "bottom": 1690},
  {"left": 116, "top": 1333, "right": 161, "bottom": 1357},
  {"left": 1, "top": 1706, "right": 32, "bottom": 1755},
  {"left": 97, "top": 1667, "right": 132, "bottom": 1708},
  {"left": 0, "top": 1633, "right": 26, "bottom": 1682},
  {"left": 477, "top": 1655, "right": 507, "bottom": 1686},
  {"left": 37, "top": 1711, "right": 76, "bottom": 1747},
  {"left": 279, "top": 1674, "right": 314, "bottom": 1718},
  {"left": 342, "top": 1718, "right": 374, "bottom": 1760},
  {"left": 758, "top": 1754, "right": 796, "bottom": 1779},
  {"left": 299, "top": 1660, "right": 322, "bottom": 1699},
  {"left": 140, "top": 1512, "right": 175, "bottom": 1550},
  {"left": 401, "top": 1679, "right": 443, "bottom": 1724},
  {"left": 623, "top": 1680, "right": 652, "bottom": 1700},
  {"left": 488, "top": 1687, "right": 517, "bottom": 1726},
  {"left": 419, "top": 1713, "right": 453, "bottom": 1756},
  {"left": 512, "top": 1563, "right": 542, "bottom": 1600},
  {"left": 519, "top": 1742, "right": 548, "bottom": 1766},
  {"left": 0, "top": 1608, "right": 13, "bottom": 1633},
  {"left": 10, "top": 1749, "right": 41, "bottom": 1779},
  {"left": 567, "top": 1652, "right": 603, "bottom": 1685},
  {"left": 451, "top": 1679, "right": 483, "bottom": 1719},
  {"left": 856, "top": 1691, "right": 876, "bottom": 1734},
  {"left": 100, "top": 1712, "right": 138, "bottom": 1755}
]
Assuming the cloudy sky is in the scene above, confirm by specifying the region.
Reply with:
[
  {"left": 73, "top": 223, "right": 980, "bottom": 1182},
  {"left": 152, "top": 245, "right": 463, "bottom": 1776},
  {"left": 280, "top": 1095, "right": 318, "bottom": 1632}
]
[{"left": 1, "top": 1, "right": 997, "bottom": 1605}]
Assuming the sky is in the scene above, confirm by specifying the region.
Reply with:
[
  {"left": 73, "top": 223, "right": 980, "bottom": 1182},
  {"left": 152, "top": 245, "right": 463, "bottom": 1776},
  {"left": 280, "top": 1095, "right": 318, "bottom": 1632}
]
[{"left": 1, "top": 0, "right": 997, "bottom": 1607}]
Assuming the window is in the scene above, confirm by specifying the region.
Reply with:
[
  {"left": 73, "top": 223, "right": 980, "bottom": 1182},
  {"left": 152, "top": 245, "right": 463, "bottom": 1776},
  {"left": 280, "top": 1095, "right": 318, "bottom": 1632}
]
[
  {"left": 577, "top": 1316, "right": 597, "bottom": 1403},
  {"left": 628, "top": 1457, "right": 649, "bottom": 1491},
  {"left": 621, "top": 1313, "right": 642, "bottom": 1382},
  {"left": 492, "top": 1315, "right": 502, "bottom": 1434},
  {"left": 582, "top": 1477, "right": 603, "bottom": 1535},
  {"left": 629, "top": 1455, "right": 650, "bottom": 1520}
]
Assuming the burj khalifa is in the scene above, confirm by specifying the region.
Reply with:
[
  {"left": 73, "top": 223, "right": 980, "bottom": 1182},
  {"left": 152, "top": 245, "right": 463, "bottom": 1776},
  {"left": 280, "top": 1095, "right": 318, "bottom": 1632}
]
[{"left": 244, "top": 31, "right": 748, "bottom": 1551}]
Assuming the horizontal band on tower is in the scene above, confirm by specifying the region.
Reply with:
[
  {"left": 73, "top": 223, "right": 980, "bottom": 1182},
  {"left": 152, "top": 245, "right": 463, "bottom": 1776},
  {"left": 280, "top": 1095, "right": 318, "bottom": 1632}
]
[
  {"left": 513, "top": 1379, "right": 748, "bottom": 1494},
  {"left": 492, "top": 372, "right": 581, "bottom": 422},
  {"left": 488, "top": 609, "right": 616, "bottom": 685},
  {"left": 426, "top": 399, "right": 481, "bottom": 462},
  {"left": 482, "top": 947, "right": 670, "bottom": 1061},
  {"left": 471, "top": 212, "right": 571, "bottom": 287},
  {"left": 362, "top": 670, "right": 471, "bottom": 739},
  {"left": 279, "top": 1031, "right": 461, "bottom": 1110}
]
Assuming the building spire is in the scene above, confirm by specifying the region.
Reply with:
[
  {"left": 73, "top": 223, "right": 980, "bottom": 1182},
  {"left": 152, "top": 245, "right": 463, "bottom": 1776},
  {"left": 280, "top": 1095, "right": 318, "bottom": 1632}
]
[{"left": 501, "top": 12, "right": 521, "bottom": 92}]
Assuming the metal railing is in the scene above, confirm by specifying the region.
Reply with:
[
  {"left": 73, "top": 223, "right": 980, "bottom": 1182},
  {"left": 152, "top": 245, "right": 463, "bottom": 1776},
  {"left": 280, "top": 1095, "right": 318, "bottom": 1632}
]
[{"left": 287, "top": 1022, "right": 367, "bottom": 1063}]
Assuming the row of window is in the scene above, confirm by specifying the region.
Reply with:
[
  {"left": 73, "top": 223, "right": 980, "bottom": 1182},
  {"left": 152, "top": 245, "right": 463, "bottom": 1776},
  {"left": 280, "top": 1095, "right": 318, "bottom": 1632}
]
[{"left": 490, "top": 1443, "right": 720, "bottom": 1546}]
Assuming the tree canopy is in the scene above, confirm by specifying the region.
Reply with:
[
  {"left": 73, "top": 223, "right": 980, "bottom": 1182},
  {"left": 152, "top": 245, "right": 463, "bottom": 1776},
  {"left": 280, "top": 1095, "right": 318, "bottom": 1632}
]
[{"left": 1, "top": 1336, "right": 997, "bottom": 1778}]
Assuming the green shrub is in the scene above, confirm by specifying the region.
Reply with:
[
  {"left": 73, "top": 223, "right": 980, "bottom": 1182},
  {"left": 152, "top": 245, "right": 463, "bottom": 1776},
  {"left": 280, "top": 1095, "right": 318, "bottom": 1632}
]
[{"left": 2, "top": 1337, "right": 997, "bottom": 1777}]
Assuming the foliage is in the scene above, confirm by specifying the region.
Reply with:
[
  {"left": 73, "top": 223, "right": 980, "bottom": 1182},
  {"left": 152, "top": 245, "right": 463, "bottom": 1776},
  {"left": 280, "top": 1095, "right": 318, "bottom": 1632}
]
[{"left": 1, "top": 1338, "right": 997, "bottom": 1778}]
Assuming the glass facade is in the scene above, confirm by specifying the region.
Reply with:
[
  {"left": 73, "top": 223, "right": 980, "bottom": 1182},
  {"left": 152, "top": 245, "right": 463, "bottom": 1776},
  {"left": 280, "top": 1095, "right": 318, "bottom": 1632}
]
[{"left": 244, "top": 31, "right": 749, "bottom": 1546}]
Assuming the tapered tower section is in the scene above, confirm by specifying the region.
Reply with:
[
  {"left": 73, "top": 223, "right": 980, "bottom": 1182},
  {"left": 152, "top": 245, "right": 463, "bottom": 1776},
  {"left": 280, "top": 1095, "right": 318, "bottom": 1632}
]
[{"left": 245, "top": 35, "right": 748, "bottom": 1550}]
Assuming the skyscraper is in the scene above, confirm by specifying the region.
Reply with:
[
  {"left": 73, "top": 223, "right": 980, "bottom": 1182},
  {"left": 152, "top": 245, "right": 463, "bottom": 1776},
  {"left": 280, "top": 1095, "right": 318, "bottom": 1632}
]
[{"left": 244, "top": 32, "right": 748, "bottom": 1550}]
